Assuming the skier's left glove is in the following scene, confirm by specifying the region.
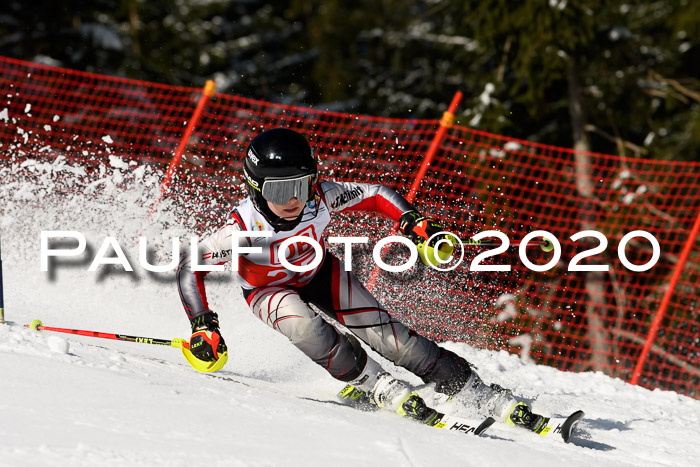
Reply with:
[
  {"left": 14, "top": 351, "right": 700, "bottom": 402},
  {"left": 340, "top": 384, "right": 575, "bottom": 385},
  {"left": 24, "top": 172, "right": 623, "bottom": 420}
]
[
  {"left": 189, "top": 311, "right": 227, "bottom": 362},
  {"left": 399, "top": 210, "right": 443, "bottom": 245},
  {"left": 398, "top": 210, "right": 456, "bottom": 266}
]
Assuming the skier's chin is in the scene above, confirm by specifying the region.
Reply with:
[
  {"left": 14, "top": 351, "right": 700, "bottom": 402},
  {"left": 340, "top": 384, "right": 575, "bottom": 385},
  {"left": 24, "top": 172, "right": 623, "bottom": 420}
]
[{"left": 278, "top": 208, "right": 304, "bottom": 219}]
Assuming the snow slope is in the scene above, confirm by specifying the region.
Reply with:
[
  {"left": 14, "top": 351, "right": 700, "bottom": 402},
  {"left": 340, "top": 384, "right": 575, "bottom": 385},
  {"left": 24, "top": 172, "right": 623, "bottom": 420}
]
[{"left": 1, "top": 161, "right": 699, "bottom": 467}]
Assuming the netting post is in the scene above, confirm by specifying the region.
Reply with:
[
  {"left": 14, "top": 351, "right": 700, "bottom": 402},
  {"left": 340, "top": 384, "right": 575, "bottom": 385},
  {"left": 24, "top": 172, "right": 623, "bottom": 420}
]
[
  {"left": 630, "top": 208, "right": 700, "bottom": 385},
  {"left": 150, "top": 80, "right": 216, "bottom": 212},
  {"left": 366, "top": 91, "right": 463, "bottom": 290},
  {"left": 0, "top": 237, "right": 5, "bottom": 324},
  {"left": 405, "top": 91, "right": 462, "bottom": 204}
]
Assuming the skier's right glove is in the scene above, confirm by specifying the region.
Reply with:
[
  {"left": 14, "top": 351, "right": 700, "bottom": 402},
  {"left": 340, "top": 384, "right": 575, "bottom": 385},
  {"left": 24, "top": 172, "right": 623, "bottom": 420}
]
[
  {"left": 398, "top": 210, "right": 456, "bottom": 266},
  {"left": 189, "top": 311, "right": 227, "bottom": 362},
  {"left": 399, "top": 211, "right": 444, "bottom": 245}
]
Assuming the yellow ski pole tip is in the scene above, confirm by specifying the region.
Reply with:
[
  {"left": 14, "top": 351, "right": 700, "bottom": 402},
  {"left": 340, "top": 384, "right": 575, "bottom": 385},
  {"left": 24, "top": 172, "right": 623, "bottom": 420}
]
[
  {"left": 541, "top": 238, "right": 554, "bottom": 252},
  {"left": 29, "top": 319, "right": 43, "bottom": 331},
  {"left": 417, "top": 235, "right": 456, "bottom": 267}
]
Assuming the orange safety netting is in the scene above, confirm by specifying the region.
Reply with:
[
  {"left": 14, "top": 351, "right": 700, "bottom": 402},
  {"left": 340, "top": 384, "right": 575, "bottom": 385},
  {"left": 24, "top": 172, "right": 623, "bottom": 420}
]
[{"left": 0, "top": 56, "right": 698, "bottom": 398}]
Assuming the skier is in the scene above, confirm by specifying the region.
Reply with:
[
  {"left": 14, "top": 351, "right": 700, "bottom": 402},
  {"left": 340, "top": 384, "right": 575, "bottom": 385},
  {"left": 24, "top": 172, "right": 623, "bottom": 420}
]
[{"left": 177, "top": 127, "right": 541, "bottom": 430}]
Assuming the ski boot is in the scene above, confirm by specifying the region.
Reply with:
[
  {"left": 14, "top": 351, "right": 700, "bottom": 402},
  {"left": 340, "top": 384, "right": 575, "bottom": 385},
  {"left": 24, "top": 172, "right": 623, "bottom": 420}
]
[
  {"left": 344, "top": 358, "right": 415, "bottom": 413},
  {"left": 368, "top": 373, "right": 439, "bottom": 424},
  {"left": 452, "top": 372, "right": 551, "bottom": 435},
  {"left": 398, "top": 392, "right": 440, "bottom": 425},
  {"left": 447, "top": 372, "right": 518, "bottom": 420},
  {"left": 344, "top": 355, "right": 438, "bottom": 423},
  {"left": 368, "top": 373, "right": 411, "bottom": 409},
  {"left": 507, "top": 402, "right": 547, "bottom": 434}
]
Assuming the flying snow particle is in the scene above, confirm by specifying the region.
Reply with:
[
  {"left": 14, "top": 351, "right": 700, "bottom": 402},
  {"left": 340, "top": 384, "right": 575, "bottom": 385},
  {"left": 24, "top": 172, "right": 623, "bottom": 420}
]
[
  {"left": 644, "top": 132, "right": 655, "bottom": 146},
  {"left": 24, "top": 103, "right": 31, "bottom": 114},
  {"left": 504, "top": 141, "right": 522, "bottom": 152},
  {"left": 488, "top": 148, "right": 506, "bottom": 159},
  {"left": 479, "top": 83, "right": 495, "bottom": 106},
  {"left": 494, "top": 294, "right": 517, "bottom": 322},
  {"left": 17, "top": 127, "right": 28, "bottom": 144},
  {"left": 108, "top": 155, "right": 128, "bottom": 169},
  {"left": 102, "top": 135, "right": 114, "bottom": 144}
]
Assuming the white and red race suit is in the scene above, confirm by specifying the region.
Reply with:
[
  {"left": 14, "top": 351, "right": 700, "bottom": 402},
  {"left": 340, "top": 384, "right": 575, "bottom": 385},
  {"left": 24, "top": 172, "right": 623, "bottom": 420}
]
[{"left": 177, "top": 180, "right": 472, "bottom": 391}]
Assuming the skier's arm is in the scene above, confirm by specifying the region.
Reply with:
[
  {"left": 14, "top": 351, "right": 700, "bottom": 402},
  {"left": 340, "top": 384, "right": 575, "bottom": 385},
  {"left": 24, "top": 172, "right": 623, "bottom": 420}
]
[
  {"left": 318, "top": 181, "right": 453, "bottom": 265},
  {"left": 319, "top": 180, "right": 414, "bottom": 222},
  {"left": 176, "top": 217, "right": 248, "bottom": 320},
  {"left": 177, "top": 214, "right": 252, "bottom": 362}
]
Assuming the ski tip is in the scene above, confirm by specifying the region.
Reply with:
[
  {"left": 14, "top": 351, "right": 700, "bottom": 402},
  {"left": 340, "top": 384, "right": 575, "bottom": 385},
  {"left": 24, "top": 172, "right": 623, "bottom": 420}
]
[
  {"left": 561, "top": 410, "right": 585, "bottom": 443},
  {"left": 476, "top": 417, "right": 496, "bottom": 436}
]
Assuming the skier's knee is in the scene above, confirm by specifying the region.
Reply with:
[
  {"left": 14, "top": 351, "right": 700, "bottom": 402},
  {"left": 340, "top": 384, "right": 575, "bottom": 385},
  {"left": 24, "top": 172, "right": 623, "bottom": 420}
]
[
  {"left": 421, "top": 348, "right": 473, "bottom": 396},
  {"left": 283, "top": 314, "right": 317, "bottom": 346},
  {"left": 293, "top": 327, "right": 368, "bottom": 382}
]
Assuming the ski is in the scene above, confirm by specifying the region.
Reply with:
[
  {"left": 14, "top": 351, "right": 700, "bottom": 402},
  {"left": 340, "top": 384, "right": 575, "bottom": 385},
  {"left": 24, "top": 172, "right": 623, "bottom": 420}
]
[
  {"left": 338, "top": 384, "right": 583, "bottom": 443},
  {"left": 430, "top": 411, "right": 496, "bottom": 437},
  {"left": 530, "top": 410, "right": 585, "bottom": 443},
  {"left": 559, "top": 410, "right": 585, "bottom": 443},
  {"left": 433, "top": 396, "right": 585, "bottom": 443},
  {"left": 508, "top": 408, "right": 585, "bottom": 443},
  {"left": 338, "top": 384, "right": 495, "bottom": 437}
]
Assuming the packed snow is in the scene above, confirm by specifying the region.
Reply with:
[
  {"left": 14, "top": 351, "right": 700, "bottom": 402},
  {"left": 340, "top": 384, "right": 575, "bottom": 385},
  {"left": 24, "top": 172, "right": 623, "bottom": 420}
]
[{"left": 1, "top": 158, "right": 699, "bottom": 467}]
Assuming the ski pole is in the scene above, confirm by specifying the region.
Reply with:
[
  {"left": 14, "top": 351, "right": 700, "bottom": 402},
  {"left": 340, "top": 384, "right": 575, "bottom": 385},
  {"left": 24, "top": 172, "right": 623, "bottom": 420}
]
[
  {"left": 418, "top": 236, "right": 555, "bottom": 253},
  {"left": 462, "top": 237, "right": 554, "bottom": 252},
  {"left": 25, "top": 319, "right": 227, "bottom": 373},
  {"left": 412, "top": 235, "right": 554, "bottom": 269},
  {"left": 26, "top": 319, "right": 186, "bottom": 347}
]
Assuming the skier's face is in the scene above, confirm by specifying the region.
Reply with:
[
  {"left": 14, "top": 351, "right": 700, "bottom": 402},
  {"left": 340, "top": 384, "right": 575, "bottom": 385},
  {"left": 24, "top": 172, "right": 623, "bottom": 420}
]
[{"left": 267, "top": 197, "right": 305, "bottom": 219}]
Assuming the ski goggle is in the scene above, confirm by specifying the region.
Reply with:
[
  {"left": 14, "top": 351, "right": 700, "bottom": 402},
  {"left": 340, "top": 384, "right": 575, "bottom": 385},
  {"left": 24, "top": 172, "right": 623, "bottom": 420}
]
[{"left": 261, "top": 174, "right": 316, "bottom": 205}]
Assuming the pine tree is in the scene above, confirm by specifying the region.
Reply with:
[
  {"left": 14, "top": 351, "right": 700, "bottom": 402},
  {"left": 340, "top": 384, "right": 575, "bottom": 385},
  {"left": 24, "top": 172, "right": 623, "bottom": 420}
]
[
  {"left": 1, "top": 0, "right": 697, "bottom": 160},
  {"left": 455, "top": 0, "right": 699, "bottom": 161}
]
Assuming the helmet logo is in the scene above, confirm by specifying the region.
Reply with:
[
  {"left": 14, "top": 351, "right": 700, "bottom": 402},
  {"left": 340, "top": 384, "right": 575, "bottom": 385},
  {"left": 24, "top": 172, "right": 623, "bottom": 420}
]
[
  {"left": 244, "top": 170, "right": 261, "bottom": 191},
  {"left": 247, "top": 149, "right": 260, "bottom": 166}
]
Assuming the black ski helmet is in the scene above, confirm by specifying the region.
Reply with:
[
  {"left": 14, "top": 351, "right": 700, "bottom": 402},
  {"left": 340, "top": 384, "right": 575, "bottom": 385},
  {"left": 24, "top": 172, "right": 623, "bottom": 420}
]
[{"left": 243, "top": 128, "right": 318, "bottom": 231}]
